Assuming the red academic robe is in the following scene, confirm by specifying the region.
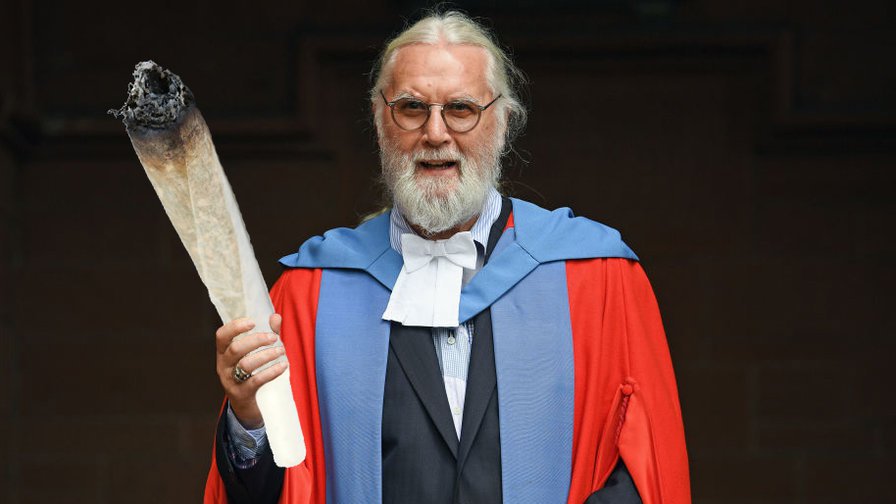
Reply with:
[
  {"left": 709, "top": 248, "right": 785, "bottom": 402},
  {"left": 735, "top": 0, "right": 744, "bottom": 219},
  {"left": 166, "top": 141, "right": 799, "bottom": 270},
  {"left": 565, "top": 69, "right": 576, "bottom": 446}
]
[{"left": 204, "top": 204, "right": 690, "bottom": 503}]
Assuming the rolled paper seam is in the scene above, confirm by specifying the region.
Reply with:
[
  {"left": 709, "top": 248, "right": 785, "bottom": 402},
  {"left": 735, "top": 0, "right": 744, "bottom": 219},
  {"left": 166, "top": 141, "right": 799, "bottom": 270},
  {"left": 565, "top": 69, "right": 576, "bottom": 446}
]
[{"left": 110, "top": 61, "right": 305, "bottom": 467}]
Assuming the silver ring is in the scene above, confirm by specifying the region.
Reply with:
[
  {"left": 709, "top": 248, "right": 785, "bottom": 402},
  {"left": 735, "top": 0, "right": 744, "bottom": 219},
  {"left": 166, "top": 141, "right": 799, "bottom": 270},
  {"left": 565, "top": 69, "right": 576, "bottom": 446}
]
[{"left": 233, "top": 364, "right": 251, "bottom": 383}]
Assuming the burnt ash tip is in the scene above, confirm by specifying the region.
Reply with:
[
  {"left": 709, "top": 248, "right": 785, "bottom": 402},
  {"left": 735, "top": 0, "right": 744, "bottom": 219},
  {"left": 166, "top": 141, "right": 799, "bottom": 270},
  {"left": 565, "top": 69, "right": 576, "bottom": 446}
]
[{"left": 108, "top": 60, "right": 195, "bottom": 129}]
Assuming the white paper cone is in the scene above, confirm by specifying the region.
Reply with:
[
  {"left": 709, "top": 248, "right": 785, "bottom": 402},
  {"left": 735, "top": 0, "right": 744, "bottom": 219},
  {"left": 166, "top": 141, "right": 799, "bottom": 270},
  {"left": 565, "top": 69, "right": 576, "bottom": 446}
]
[{"left": 112, "top": 61, "right": 305, "bottom": 467}]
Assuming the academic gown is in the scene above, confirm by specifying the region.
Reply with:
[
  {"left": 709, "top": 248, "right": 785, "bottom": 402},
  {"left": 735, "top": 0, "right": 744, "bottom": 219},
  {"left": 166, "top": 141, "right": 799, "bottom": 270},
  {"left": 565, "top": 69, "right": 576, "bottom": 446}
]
[{"left": 204, "top": 197, "right": 690, "bottom": 504}]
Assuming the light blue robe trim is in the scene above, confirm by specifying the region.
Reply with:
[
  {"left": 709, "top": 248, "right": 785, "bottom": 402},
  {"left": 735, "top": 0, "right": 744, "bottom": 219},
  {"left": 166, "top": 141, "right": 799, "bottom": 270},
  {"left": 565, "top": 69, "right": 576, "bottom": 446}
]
[
  {"left": 279, "top": 199, "right": 637, "bottom": 304},
  {"left": 315, "top": 268, "right": 391, "bottom": 504},
  {"left": 279, "top": 212, "right": 403, "bottom": 291},
  {"left": 456, "top": 198, "right": 637, "bottom": 322},
  {"left": 457, "top": 230, "right": 536, "bottom": 323},
  {"left": 508, "top": 198, "right": 637, "bottom": 263},
  {"left": 491, "top": 259, "right": 575, "bottom": 503}
]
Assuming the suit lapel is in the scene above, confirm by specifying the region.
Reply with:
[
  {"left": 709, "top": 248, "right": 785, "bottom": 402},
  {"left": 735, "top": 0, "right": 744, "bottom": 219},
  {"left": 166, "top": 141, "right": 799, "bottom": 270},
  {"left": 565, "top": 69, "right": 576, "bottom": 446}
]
[
  {"left": 455, "top": 307, "right": 497, "bottom": 470},
  {"left": 388, "top": 323, "right": 459, "bottom": 458}
]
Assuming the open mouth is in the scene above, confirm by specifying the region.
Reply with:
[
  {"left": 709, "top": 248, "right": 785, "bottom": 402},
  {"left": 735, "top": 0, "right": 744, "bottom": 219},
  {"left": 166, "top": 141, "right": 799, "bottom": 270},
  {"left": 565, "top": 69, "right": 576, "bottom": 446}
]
[{"left": 418, "top": 160, "right": 458, "bottom": 169}]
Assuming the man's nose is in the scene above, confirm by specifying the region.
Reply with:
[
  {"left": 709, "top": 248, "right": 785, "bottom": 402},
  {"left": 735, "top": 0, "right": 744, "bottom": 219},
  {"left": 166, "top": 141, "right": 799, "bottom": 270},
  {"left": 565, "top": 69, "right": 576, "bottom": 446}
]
[{"left": 422, "top": 107, "right": 452, "bottom": 147}]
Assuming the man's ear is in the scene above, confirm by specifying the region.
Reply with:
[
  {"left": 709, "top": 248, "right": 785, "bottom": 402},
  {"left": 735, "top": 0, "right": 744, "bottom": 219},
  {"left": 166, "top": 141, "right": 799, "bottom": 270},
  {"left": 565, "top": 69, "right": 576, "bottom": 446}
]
[{"left": 373, "top": 105, "right": 386, "bottom": 148}]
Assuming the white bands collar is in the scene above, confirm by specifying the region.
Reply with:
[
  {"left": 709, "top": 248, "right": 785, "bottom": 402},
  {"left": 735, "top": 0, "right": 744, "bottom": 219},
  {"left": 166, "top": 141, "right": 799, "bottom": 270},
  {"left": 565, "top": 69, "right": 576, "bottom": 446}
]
[{"left": 382, "top": 231, "right": 477, "bottom": 327}]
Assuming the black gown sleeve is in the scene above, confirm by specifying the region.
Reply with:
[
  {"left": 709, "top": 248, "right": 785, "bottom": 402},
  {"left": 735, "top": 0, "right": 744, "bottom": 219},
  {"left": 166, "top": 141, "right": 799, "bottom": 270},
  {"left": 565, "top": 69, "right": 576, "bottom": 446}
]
[
  {"left": 583, "top": 460, "right": 643, "bottom": 504},
  {"left": 214, "top": 408, "right": 285, "bottom": 504}
]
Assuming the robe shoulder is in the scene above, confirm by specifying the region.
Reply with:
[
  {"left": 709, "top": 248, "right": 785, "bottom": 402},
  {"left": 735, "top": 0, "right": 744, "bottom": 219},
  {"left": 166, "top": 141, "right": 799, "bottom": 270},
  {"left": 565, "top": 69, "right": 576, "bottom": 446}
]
[
  {"left": 277, "top": 197, "right": 638, "bottom": 273},
  {"left": 278, "top": 212, "right": 393, "bottom": 270},
  {"left": 508, "top": 198, "right": 638, "bottom": 263}
]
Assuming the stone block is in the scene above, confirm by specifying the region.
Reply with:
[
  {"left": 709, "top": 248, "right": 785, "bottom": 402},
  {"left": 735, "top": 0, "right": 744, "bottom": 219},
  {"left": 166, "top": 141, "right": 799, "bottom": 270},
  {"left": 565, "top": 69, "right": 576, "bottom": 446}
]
[
  {"left": 0, "top": 324, "right": 13, "bottom": 419},
  {"left": 803, "top": 456, "right": 896, "bottom": 504},
  {"left": 690, "top": 454, "right": 797, "bottom": 502},
  {"left": 12, "top": 268, "right": 211, "bottom": 340},
  {"left": 19, "top": 336, "right": 221, "bottom": 417},
  {"left": 20, "top": 416, "right": 182, "bottom": 458},
  {"left": 677, "top": 363, "right": 752, "bottom": 455},
  {"left": 758, "top": 362, "right": 866, "bottom": 422},
  {"left": 19, "top": 161, "right": 158, "bottom": 214},
  {"left": 179, "top": 413, "right": 221, "bottom": 457},
  {"left": 0, "top": 146, "right": 16, "bottom": 214},
  {"left": 758, "top": 419, "right": 877, "bottom": 455},
  {"left": 106, "top": 458, "right": 208, "bottom": 503},
  {"left": 20, "top": 210, "right": 162, "bottom": 270},
  {"left": 20, "top": 457, "right": 100, "bottom": 503}
]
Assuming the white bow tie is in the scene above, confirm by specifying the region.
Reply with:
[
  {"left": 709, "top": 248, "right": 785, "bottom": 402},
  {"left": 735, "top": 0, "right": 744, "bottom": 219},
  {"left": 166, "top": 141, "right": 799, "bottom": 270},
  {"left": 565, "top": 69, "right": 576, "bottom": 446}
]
[{"left": 382, "top": 232, "right": 477, "bottom": 327}]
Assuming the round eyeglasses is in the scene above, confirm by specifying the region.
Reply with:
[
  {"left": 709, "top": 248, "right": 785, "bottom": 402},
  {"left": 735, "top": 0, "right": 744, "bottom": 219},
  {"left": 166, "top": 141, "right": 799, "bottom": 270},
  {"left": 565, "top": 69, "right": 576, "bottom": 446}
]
[{"left": 380, "top": 90, "right": 502, "bottom": 133}]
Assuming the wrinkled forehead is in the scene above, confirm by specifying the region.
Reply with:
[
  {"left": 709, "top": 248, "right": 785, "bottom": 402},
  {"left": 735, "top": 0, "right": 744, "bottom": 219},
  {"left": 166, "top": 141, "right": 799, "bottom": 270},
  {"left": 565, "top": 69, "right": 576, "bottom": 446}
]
[{"left": 384, "top": 44, "right": 492, "bottom": 99}]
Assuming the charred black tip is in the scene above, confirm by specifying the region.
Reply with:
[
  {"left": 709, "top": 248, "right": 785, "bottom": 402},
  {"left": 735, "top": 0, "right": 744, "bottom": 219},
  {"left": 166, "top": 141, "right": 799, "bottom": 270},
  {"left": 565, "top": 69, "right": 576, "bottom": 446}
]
[{"left": 108, "top": 60, "right": 195, "bottom": 130}]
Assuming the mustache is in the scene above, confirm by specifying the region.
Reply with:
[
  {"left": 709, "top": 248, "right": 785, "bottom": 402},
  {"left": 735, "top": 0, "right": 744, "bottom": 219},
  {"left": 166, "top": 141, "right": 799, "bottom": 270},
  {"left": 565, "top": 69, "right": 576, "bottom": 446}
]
[{"left": 411, "top": 149, "right": 465, "bottom": 162}]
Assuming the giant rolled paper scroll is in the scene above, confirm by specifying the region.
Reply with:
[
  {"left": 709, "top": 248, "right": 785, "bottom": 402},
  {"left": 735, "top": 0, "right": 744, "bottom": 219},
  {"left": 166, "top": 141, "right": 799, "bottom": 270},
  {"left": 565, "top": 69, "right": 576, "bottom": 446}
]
[{"left": 110, "top": 61, "right": 305, "bottom": 467}]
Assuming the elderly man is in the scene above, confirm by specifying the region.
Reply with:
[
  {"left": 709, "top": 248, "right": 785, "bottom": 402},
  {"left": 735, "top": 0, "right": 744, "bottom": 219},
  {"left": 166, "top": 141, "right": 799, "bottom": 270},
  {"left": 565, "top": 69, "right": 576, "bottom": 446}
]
[{"left": 204, "top": 11, "right": 689, "bottom": 504}]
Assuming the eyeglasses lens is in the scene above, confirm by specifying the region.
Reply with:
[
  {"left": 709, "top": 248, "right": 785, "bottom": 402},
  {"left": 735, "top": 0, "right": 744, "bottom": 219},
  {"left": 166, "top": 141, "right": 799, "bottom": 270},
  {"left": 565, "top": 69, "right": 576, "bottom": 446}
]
[{"left": 392, "top": 99, "right": 480, "bottom": 132}]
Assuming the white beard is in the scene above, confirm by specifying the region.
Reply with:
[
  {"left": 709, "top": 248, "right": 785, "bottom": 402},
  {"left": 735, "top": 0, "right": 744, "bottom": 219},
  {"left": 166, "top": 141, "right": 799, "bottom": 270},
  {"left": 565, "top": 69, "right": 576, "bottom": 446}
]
[{"left": 380, "top": 139, "right": 502, "bottom": 236}]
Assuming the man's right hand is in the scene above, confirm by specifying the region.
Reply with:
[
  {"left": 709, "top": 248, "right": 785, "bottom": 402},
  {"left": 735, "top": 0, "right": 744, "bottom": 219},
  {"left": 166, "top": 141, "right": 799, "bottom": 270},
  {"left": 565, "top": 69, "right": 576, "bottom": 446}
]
[{"left": 215, "top": 314, "right": 288, "bottom": 429}]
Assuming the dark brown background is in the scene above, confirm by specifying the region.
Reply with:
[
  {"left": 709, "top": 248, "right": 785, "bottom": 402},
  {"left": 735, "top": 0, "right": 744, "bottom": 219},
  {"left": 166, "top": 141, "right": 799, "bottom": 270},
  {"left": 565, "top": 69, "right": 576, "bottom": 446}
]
[{"left": 1, "top": 0, "right": 894, "bottom": 502}]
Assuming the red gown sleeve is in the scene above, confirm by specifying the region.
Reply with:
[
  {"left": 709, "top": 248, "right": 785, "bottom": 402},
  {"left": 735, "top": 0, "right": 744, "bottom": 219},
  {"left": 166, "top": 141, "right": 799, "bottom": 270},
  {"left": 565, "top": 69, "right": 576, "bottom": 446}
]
[
  {"left": 203, "top": 268, "right": 327, "bottom": 504},
  {"left": 566, "top": 258, "right": 690, "bottom": 504}
]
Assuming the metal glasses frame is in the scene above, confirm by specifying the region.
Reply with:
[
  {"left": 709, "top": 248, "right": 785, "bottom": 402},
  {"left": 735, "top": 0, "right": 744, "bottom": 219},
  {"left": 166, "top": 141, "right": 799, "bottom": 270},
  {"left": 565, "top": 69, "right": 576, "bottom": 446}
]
[{"left": 379, "top": 90, "right": 503, "bottom": 133}]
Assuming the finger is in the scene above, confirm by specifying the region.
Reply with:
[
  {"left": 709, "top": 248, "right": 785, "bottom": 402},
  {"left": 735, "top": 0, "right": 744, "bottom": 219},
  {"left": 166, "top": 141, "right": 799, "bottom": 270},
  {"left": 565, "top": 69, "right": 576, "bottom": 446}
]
[
  {"left": 270, "top": 313, "right": 282, "bottom": 335},
  {"left": 230, "top": 363, "right": 253, "bottom": 386},
  {"left": 243, "top": 361, "right": 289, "bottom": 390},
  {"left": 224, "top": 331, "right": 278, "bottom": 365},
  {"left": 235, "top": 345, "right": 286, "bottom": 375},
  {"left": 215, "top": 317, "right": 255, "bottom": 354}
]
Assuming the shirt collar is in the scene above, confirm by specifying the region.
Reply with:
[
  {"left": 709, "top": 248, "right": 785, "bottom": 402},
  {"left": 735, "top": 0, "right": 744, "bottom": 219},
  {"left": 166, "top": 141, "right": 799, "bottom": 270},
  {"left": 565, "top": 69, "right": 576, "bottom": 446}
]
[{"left": 389, "top": 187, "right": 502, "bottom": 256}]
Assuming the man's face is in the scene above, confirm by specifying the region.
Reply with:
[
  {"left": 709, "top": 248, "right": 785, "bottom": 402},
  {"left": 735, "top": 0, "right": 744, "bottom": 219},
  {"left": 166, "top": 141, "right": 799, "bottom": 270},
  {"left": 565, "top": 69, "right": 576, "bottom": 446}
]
[{"left": 377, "top": 43, "right": 505, "bottom": 235}]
